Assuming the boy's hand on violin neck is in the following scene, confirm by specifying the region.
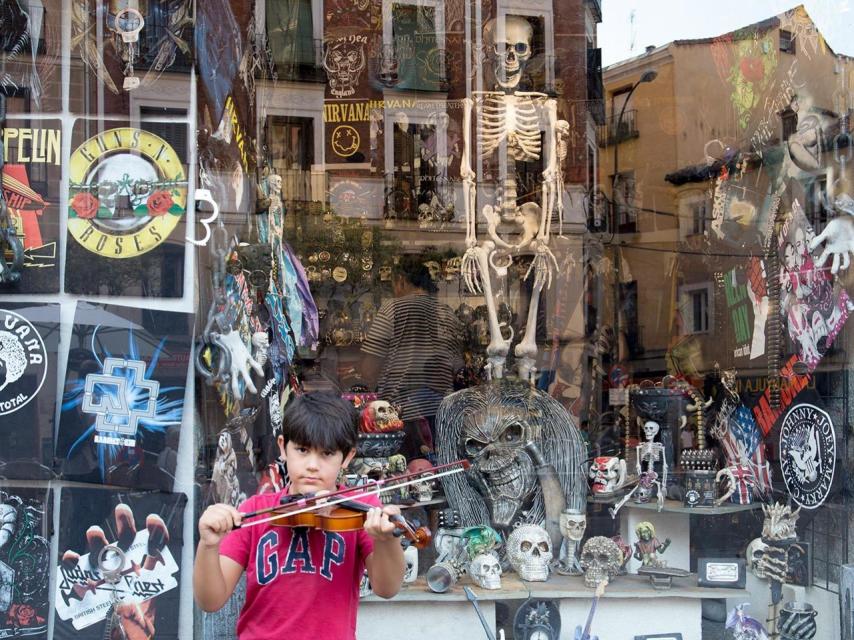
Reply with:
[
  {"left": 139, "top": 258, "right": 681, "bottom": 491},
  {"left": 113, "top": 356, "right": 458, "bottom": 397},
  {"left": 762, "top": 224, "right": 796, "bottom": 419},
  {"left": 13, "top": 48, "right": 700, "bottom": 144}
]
[
  {"left": 198, "top": 504, "right": 243, "bottom": 548},
  {"left": 364, "top": 505, "right": 402, "bottom": 543}
]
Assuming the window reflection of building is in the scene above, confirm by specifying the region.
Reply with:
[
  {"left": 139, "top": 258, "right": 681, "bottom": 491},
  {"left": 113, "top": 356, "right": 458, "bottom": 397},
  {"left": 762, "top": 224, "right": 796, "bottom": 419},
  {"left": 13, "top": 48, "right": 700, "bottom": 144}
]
[
  {"left": 383, "top": 0, "right": 445, "bottom": 92},
  {"left": 263, "top": 0, "right": 323, "bottom": 81},
  {"left": 266, "top": 115, "right": 315, "bottom": 204}
]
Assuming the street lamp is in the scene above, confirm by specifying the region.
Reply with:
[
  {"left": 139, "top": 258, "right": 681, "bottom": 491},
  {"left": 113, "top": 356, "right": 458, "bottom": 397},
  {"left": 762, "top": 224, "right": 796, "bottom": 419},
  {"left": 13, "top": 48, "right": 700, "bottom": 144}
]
[{"left": 611, "top": 69, "right": 657, "bottom": 230}]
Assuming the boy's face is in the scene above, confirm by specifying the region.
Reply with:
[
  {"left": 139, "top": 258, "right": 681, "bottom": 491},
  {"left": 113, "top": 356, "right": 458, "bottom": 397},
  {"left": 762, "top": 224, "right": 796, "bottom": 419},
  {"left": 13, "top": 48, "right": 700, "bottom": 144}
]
[{"left": 283, "top": 440, "right": 356, "bottom": 495}]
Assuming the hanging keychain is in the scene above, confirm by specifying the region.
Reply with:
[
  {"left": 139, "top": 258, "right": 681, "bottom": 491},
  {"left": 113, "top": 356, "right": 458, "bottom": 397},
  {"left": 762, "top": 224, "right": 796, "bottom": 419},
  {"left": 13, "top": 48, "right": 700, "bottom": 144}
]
[
  {"left": 112, "top": 8, "right": 145, "bottom": 91},
  {"left": 98, "top": 544, "right": 128, "bottom": 640}
]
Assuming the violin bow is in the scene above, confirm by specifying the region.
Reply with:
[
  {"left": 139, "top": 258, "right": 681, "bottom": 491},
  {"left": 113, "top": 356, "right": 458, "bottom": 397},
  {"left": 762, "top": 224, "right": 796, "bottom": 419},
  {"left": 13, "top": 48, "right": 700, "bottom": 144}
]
[{"left": 236, "top": 460, "right": 470, "bottom": 529}]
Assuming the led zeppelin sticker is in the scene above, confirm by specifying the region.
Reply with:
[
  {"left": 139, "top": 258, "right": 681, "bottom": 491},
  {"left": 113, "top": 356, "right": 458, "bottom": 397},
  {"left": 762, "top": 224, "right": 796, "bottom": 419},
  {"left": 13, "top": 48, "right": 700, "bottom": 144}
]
[
  {"left": 0, "top": 302, "right": 59, "bottom": 478},
  {"left": 1, "top": 118, "right": 62, "bottom": 293},
  {"left": 0, "top": 485, "right": 52, "bottom": 640},
  {"left": 779, "top": 402, "right": 836, "bottom": 509},
  {"left": 55, "top": 302, "right": 193, "bottom": 491},
  {"left": 65, "top": 121, "right": 188, "bottom": 298},
  {"left": 54, "top": 488, "right": 185, "bottom": 639}
]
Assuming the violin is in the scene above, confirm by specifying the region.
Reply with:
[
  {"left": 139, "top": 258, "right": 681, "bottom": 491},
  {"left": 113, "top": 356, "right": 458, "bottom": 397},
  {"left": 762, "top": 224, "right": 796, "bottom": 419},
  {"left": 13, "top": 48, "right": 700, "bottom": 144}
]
[{"left": 257, "top": 498, "right": 432, "bottom": 549}]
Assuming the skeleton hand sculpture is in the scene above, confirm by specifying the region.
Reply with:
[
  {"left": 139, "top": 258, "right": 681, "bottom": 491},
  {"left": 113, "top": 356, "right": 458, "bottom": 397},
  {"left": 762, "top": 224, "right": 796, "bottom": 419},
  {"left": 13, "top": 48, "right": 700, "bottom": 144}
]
[
  {"left": 459, "top": 16, "right": 568, "bottom": 381},
  {"left": 808, "top": 209, "right": 854, "bottom": 274},
  {"left": 214, "top": 329, "right": 264, "bottom": 401}
]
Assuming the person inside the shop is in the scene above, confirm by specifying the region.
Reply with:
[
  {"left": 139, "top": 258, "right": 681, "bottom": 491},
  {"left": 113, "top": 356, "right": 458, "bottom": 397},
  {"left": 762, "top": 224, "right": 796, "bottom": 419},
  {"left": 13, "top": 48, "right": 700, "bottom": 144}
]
[
  {"left": 194, "top": 392, "right": 405, "bottom": 639},
  {"left": 360, "top": 253, "right": 464, "bottom": 460}
]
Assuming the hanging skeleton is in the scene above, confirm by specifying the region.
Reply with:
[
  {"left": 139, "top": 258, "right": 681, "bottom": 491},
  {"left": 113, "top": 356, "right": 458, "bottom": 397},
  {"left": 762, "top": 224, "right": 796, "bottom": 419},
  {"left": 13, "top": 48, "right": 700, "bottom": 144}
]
[{"left": 459, "top": 16, "right": 569, "bottom": 382}]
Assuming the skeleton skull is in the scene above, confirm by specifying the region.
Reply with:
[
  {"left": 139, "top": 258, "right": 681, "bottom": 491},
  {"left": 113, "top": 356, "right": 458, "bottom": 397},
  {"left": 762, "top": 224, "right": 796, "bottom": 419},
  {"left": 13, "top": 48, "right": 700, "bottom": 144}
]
[
  {"left": 643, "top": 420, "right": 661, "bottom": 441},
  {"left": 403, "top": 545, "right": 419, "bottom": 583},
  {"left": 414, "top": 480, "right": 433, "bottom": 502},
  {"left": 469, "top": 552, "right": 502, "bottom": 589},
  {"left": 423, "top": 260, "right": 441, "bottom": 282},
  {"left": 368, "top": 400, "right": 402, "bottom": 432},
  {"left": 745, "top": 537, "right": 768, "bottom": 579},
  {"left": 379, "top": 265, "right": 393, "bottom": 281},
  {"left": 483, "top": 16, "right": 533, "bottom": 90},
  {"left": 580, "top": 536, "right": 622, "bottom": 589},
  {"left": 559, "top": 509, "right": 587, "bottom": 542},
  {"left": 588, "top": 456, "right": 627, "bottom": 494},
  {"left": 507, "top": 524, "right": 552, "bottom": 581}
]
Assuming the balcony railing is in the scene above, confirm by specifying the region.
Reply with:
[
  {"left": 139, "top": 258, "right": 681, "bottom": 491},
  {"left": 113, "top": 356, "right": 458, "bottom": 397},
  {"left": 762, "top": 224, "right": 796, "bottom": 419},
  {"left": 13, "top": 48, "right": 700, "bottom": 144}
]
[
  {"left": 587, "top": 48, "right": 605, "bottom": 125},
  {"left": 268, "top": 38, "right": 326, "bottom": 83},
  {"left": 597, "top": 109, "right": 639, "bottom": 147}
]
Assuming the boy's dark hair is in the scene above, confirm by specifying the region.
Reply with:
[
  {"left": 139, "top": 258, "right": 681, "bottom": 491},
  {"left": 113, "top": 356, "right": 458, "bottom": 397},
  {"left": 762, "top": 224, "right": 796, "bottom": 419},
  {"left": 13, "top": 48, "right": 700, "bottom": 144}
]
[
  {"left": 280, "top": 392, "right": 358, "bottom": 454},
  {"left": 394, "top": 253, "right": 437, "bottom": 294}
]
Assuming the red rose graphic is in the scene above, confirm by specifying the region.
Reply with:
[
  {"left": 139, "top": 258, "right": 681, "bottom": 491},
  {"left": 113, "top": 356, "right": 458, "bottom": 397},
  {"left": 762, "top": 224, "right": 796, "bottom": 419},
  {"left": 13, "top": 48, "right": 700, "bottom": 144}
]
[
  {"left": 70, "top": 192, "right": 99, "bottom": 219},
  {"left": 8, "top": 603, "right": 43, "bottom": 627},
  {"left": 146, "top": 190, "right": 174, "bottom": 216},
  {"left": 740, "top": 57, "right": 764, "bottom": 82}
]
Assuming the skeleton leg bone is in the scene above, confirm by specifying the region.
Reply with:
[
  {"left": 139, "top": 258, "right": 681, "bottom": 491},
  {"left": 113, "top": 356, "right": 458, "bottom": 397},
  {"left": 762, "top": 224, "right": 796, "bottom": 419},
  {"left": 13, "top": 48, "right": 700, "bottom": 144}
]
[
  {"left": 471, "top": 242, "right": 512, "bottom": 378},
  {"left": 516, "top": 260, "right": 547, "bottom": 383}
]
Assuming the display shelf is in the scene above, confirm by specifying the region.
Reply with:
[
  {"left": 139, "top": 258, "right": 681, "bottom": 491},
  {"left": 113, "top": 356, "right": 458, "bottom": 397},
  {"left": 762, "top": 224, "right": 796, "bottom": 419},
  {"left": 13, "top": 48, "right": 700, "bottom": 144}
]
[
  {"left": 590, "top": 496, "right": 761, "bottom": 515},
  {"left": 399, "top": 497, "right": 447, "bottom": 509},
  {"left": 363, "top": 573, "right": 745, "bottom": 602}
]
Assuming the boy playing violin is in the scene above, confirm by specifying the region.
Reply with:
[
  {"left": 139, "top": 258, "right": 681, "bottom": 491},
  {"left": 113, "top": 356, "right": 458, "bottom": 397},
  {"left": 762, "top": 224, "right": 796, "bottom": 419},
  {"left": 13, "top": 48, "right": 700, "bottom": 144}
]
[{"left": 194, "top": 392, "right": 405, "bottom": 639}]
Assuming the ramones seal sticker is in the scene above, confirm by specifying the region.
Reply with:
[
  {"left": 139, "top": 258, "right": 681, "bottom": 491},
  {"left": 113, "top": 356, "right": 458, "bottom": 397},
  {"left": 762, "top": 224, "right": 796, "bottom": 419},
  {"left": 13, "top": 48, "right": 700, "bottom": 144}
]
[
  {"left": 0, "top": 308, "right": 48, "bottom": 415},
  {"left": 779, "top": 403, "right": 835, "bottom": 509},
  {"left": 67, "top": 127, "right": 187, "bottom": 258}
]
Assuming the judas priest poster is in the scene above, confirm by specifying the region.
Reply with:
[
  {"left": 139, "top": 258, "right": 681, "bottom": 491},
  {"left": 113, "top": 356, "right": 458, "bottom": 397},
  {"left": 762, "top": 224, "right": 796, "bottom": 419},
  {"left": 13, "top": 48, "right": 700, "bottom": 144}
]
[
  {"left": 54, "top": 487, "right": 185, "bottom": 640},
  {"left": 0, "top": 302, "right": 60, "bottom": 478},
  {"left": 64, "top": 119, "right": 189, "bottom": 298},
  {"left": 55, "top": 302, "right": 192, "bottom": 491}
]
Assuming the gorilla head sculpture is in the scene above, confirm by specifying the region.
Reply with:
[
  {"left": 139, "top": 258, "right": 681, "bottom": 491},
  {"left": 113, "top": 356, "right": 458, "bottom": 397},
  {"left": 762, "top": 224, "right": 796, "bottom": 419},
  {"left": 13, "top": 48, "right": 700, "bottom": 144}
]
[{"left": 436, "top": 380, "right": 586, "bottom": 534}]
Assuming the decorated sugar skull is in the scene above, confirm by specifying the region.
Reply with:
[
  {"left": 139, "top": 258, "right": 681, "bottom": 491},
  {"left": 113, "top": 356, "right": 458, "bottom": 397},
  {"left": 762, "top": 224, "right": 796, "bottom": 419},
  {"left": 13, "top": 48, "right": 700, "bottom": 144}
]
[
  {"left": 469, "top": 552, "right": 502, "bottom": 590},
  {"left": 559, "top": 509, "right": 587, "bottom": 542},
  {"left": 403, "top": 544, "right": 418, "bottom": 583},
  {"left": 360, "top": 400, "right": 403, "bottom": 433},
  {"left": 579, "top": 536, "right": 622, "bottom": 589},
  {"left": 588, "top": 456, "right": 627, "bottom": 494},
  {"left": 323, "top": 39, "right": 366, "bottom": 98},
  {"left": 507, "top": 524, "right": 552, "bottom": 581},
  {"left": 483, "top": 15, "right": 533, "bottom": 91}
]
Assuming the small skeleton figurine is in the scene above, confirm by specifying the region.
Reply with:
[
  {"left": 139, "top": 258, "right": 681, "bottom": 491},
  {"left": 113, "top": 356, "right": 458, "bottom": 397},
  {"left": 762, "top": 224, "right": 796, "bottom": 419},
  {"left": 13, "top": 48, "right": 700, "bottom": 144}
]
[
  {"left": 556, "top": 508, "right": 586, "bottom": 575},
  {"left": 609, "top": 419, "right": 668, "bottom": 517},
  {"left": 633, "top": 521, "right": 670, "bottom": 568},
  {"left": 459, "top": 15, "right": 569, "bottom": 382}
]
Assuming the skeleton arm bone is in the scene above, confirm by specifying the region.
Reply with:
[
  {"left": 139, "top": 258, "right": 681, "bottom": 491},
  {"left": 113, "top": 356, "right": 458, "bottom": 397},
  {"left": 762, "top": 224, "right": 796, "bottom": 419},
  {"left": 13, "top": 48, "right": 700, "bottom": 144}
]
[
  {"left": 539, "top": 99, "right": 559, "bottom": 244},
  {"left": 461, "top": 98, "right": 477, "bottom": 248}
]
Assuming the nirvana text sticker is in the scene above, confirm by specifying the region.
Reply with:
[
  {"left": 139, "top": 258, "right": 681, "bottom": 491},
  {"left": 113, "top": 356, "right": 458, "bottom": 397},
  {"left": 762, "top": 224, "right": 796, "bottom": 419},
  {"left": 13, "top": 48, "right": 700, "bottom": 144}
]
[
  {"left": 0, "top": 308, "right": 48, "bottom": 415},
  {"left": 779, "top": 403, "right": 835, "bottom": 509}
]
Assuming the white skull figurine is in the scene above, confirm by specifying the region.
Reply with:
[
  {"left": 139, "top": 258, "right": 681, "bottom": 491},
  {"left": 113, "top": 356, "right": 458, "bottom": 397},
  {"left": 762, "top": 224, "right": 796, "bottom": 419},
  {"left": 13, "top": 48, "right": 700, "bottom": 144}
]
[
  {"left": 643, "top": 420, "right": 660, "bottom": 441},
  {"left": 403, "top": 545, "right": 419, "bottom": 583},
  {"left": 484, "top": 16, "right": 534, "bottom": 90},
  {"left": 469, "top": 552, "right": 502, "bottom": 590},
  {"left": 507, "top": 524, "right": 552, "bottom": 581},
  {"left": 745, "top": 538, "right": 769, "bottom": 579},
  {"left": 414, "top": 480, "right": 433, "bottom": 502},
  {"left": 560, "top": 510, "right": 587, "bottom": 543},
  {"left": 369, "top": 400, "right": 400, "bottom": 429},
  {"left": 579, "top": 536, "right": 622, "bottom": 589}
]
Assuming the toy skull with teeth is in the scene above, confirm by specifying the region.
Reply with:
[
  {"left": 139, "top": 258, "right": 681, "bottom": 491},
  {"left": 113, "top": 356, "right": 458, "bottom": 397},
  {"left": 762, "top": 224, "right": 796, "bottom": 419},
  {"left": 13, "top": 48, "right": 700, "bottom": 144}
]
[
  {"left": 469, "top": 552, "right": 502, "bottom": 589},
  {"left": 579, "top": 536, "right": 622, "bottom": 589},
  {"left": 403, "top": 545, "right": 419, "bottom": 583},
  {"left": 483, "top": 15, "right": 534, "bottom": 91},
  {"left": 507, "top": 524, "right": 552, "bottom": 581},
  {"left": 360, "top": 400, "right": 404, "bottom": 433}
]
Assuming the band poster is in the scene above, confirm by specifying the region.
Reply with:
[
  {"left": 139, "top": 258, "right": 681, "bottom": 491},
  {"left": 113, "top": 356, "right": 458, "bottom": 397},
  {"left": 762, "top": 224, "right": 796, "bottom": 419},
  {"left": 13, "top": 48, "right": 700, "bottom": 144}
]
[
  {"left": 0, "top": 302, "right": 60, "bottom": 478},
  {"left": 0, "top": 485, "right": 52, "bottom": 639},
  {"left": 64, "top": 119, "right": 189, "bottom": 298},
  {"left": 1, "top": 118, "right": 62, "bottom": 294},
  {"left": 54, "top": 487, "right": 186, "bottom": 640},
  {"left": 55, "top": 301, "right": 193, "bottom": 491}
]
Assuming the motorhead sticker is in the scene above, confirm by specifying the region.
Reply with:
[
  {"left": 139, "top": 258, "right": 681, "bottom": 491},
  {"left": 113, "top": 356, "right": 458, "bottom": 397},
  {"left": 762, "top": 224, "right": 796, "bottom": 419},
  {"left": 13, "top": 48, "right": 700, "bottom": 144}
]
[
  {"left": 54, "top": 488, "right": 185, "bottom": 639},
  {"left": 55, "top": 302, "right": 192, "bottom": 491},
  {"left": 779, "top": 402, "right": 835, "bottom": 509},
  {"left": 67, "top": 128, "right": 186, "bottom": 258},
  {"left": 65, "top": 121, "right": 188, "bottom": 298},
  {"left": 0, "top": 302, "right": 59, "bottom": 478}
]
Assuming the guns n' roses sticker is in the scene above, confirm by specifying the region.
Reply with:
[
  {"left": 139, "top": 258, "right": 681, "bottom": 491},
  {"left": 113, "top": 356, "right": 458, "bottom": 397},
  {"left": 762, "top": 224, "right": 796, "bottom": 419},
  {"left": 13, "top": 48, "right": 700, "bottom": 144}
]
[
  {"left": 0, "top": 302, "right": 60, "bottom": 478},
  {"left": 65, "top": 121, "right": 188, "bottom": 298},
  {"left": 1, "top": 119, "right": 62, "bottom": 293},
  {"left": 54, "top": 488, "right": 185, "bottom": 639},
  {"left": 779, "top": 401, "right": 836, "bottom": 509},
  {"left": 55, "top": 302, "right": 192, "bottom": 491},
  {"left": 0, "top": 486, "right": 52, "bottom": 639}
]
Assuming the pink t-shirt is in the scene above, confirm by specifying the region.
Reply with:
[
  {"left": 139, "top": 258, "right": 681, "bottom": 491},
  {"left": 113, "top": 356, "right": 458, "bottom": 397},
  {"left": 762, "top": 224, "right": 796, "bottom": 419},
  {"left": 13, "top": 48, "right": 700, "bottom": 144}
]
[{"left": 219, "top": 489, "right": 381, "bottom": 640}]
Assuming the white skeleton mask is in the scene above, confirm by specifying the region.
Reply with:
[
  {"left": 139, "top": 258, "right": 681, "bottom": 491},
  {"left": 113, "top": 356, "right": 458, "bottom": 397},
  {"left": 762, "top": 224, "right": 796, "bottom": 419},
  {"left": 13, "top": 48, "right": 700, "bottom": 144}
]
[
  {"left": 484, "top": 16, "right": 533, "bottom": 90},
  {"left": 507, "top": 524, "right": 552, "bottom": 581},
  {"left": 469, "top": 552, "right": 502, "bottom": 590},
  {"left": 559, "top": 510, "right": 586, "bottom": 542},
  {"left": 403, "top": 545, "right": 418, "bottom": 583},
  {"left": 580, "top": 536, "right": 622, "bottom": 589}
]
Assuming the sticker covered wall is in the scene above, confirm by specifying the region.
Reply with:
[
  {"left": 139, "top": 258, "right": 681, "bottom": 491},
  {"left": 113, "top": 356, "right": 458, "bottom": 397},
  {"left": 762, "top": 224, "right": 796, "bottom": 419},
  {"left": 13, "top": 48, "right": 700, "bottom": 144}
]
[
  {"left": 64, "top": 120, "right": 189, "bottom": 298},
  {"left": 0, "top": 485, "right": 52, "bottom": 640},
  {"left": 0, "top": 302, "right": 60, "bottom": 478},
  {"left": 55, "top": 302, "right": 192, "bottom": 491},
  {"left": 54, "top": 487, "right": 185, "bottom": 640}
]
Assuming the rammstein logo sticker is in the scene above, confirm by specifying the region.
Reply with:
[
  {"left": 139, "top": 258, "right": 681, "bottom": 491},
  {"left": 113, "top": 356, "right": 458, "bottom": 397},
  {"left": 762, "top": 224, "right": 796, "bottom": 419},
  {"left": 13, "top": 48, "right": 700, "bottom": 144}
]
[
  {"left": 67, "top": 128, "right": 187, "bottom": 258},
  {"left": 0, "top": 308, "right": 48, "bottom": 415},
  {"left": 779, "top": 403, "right": 835, "bottom": 509}
]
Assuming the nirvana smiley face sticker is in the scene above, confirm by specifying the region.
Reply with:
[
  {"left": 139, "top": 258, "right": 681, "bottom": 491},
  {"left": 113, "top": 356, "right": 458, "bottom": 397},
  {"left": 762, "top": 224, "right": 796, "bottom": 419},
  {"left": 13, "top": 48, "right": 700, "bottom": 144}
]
[
  {"left": 0, "top": 308, "right": 48, "bottom": 416},
  {"left": 67, "top": 128, "right": 187, "bottom": 258}
]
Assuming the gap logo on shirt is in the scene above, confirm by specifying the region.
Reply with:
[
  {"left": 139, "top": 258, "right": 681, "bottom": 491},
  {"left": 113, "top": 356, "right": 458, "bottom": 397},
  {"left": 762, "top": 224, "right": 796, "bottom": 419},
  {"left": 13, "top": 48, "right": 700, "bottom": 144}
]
[{"left": 256, "top": 528, "right": 347, "bottom": 585}]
